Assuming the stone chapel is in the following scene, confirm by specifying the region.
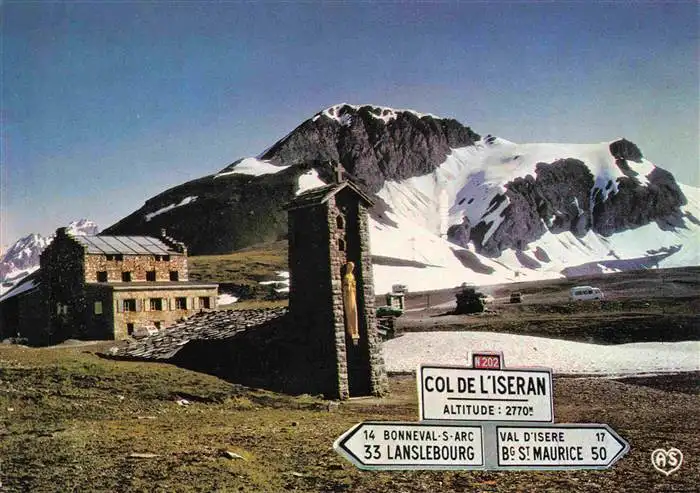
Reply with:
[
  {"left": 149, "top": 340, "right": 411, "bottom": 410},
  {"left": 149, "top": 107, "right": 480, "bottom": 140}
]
[{"left": 285, "top": 164, "right": 388, "bottom": 399}]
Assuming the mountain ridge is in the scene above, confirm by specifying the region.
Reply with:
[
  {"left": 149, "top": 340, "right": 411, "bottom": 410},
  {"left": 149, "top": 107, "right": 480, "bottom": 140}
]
[{"left": 48, "top": 104, "right": 700, "bottom": 290}]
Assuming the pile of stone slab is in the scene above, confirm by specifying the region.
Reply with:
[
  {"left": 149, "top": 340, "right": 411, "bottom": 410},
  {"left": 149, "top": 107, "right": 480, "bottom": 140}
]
[{"left": 104, "top": 308, "right": 287, "bottom": 360}]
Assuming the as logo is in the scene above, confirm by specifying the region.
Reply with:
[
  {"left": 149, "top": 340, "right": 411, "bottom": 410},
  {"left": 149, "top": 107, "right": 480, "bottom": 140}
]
[{"left": 651, "top": 448, "right": 683, "bottom": 476}]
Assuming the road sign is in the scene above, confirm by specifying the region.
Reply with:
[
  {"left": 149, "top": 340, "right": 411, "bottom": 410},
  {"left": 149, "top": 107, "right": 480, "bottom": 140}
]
[
  {"left": 418, "top": 364, "right": 553, "bottom": 422},
  {"left": 333, "top": 421, "right": 484, "bottom": 470},
  {"left": 496, "top": 424, "right": 629, "bottom": 469},
  {"left": 471, "top": 351, "right": 503, "bottom": 369}
]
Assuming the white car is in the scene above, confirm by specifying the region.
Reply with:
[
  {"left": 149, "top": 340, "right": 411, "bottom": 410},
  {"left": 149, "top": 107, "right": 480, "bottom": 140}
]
[{"left": 570, "top": 286, "right": 604, "bottom": 301}]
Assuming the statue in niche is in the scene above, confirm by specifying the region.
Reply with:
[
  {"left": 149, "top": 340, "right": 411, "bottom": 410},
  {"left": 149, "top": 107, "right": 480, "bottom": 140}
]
[{"left": 342, "top": 261, "right": 360, "bottom": 345}]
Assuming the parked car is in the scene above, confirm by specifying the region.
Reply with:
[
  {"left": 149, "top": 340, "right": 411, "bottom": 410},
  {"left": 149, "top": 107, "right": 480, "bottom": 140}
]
[
  {"left": 509, "top": 292, "right": 522, "bottom": 303},
  {"left": 570, "top": 286, "right": 604, "bottom": 301},
  {"left": 376, "top": 305, "right": 403, "bottom": 318}
]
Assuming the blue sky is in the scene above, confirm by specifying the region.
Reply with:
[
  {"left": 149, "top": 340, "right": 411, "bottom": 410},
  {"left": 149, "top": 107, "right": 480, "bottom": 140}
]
[{"left": 2, "top": 1, "right": 698, "bottom": 244}]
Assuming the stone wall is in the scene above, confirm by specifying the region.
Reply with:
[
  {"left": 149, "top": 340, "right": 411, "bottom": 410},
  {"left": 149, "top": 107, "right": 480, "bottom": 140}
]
[
  {"left": 287, "top": 205, "right": 339, "bottom": 396},
  {"left": 0, "top": 287, "right": 48, "bottom": 344},
  {"left": 358, "top": 202, "right": 389, "bottom": 396},
  {"left": 40, "top": 228, "right": 88, "bottom": 342},
  {"left": 84, "top": 254, "right": 188, "bottom": 283},
  {"left": 84, "top": 285, "right": 117, "bottom": 340},
  {"left": 327, "top": 195, "right": 351, "bottom": 399}
]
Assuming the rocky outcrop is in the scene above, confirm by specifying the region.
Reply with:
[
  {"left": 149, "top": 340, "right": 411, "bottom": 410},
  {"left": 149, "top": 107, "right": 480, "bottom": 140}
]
[
  {"left": 465, "top": 151, "right": 687, "bottom": 255},
  {"left": 592, "top": 167, "right": 687, "bottom": 236}
]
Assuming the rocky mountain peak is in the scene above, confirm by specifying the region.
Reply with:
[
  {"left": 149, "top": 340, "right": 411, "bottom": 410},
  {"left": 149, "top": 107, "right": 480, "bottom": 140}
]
[
  {"left": 257, "top": 103, "right": 481, "bottom": 193},
  {"left": 66, "top": 219, "right": 100, "bottom": 236}
]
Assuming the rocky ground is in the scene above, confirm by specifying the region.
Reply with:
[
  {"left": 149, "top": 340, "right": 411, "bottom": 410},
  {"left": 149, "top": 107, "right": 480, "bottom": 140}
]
[{"left": 0, "top": 345, "right": 697, "bottom": 492}]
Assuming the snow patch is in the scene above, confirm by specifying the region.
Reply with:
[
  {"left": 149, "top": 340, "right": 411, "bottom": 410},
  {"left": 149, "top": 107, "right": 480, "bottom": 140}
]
[
  {"left": 383, "top": 332, "right": 700, "bottom": 375},
  {"left": 258, "top": 271, "right": 290, "bottom": 293},
  {"left": 216, "top": 158, "right": 291, "bottom": 178},
  {"left": 145, "top": 196, "right": 198, "bottom": 222},
  {"left": 296, "top": 169, "right": 325, "bottom": 196},
  {"left": 217, "top": 293, "right": 238, "bottom": 305}
]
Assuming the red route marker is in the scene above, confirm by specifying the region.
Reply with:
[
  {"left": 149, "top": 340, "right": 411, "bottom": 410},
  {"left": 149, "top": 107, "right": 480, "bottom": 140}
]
[{"left": 471, "top": 351, "right": 503, "bottom": 369}]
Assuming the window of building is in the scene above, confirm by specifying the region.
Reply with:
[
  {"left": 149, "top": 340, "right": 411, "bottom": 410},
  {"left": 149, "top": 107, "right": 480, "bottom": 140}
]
[
  {"left": 115, "top": 254, "right": 124, "bottom": 261},
  {"left": 123, "top": 299, "right": 137, "bottom": 312},
  {"left": 122, "top": 271, "right": 132, "bottom": 282},
  {"left": 175, "top": 297, "right": 187, "bottom": 310},
  {"left": 199, "top": 296, "right": 211, "bottom": 309},
  {"left": 164, "top": 255, "right": 170, "bottom": 261},
  {"left": 127, "top": 323, "right": 134, "bottom": 336},
  {"left": 169, "top": 270, "right": 179, "bottom": 281},
  {"left": 94, "top": 301, "right": 103, "bottom": 315},
  {"left": 56, "top": 303, "right": 69, "bottom": 315},
  {"left": 97, "top": 271, "right": 108, "bottom": 282},
  {"left": 146, "top": 270, "right": 156, "bottom": 282},
  {"left": 154, "top": 255, "right": 161, "bottom": 261},
  {"left": 154, "top": 321, "right": 162, "bottom": 330},
  {"left": 106, "top": 254, "right": 114, "bottom": 261},
  {"left": 338, "top": 238, "right": 345, "bottom": 252},
  {"left": 336, "top": 214, "right": 345, "bottom": 230},
  {"left": 149, "top": 298, "right": 163, "bottom": 311}
]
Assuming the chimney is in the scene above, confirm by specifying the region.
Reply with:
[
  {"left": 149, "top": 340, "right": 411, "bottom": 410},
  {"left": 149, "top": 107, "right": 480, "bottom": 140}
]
[{"left": 159, "top": 229, "right": 187, "bottom": 255}]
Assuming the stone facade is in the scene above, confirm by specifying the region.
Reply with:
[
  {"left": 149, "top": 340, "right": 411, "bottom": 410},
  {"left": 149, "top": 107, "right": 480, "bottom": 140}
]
[
  {"left": 107, "top": 285, "right": 217, "bottom": 339},
  {"left": 84, "top": 254, "right": 188, "bottom": 283},
  {"left": 287, "top": 180, "right": 388, "bottom": 399},
  {"left": 1, "top": 228, "right": 218, "bottom": 345}
]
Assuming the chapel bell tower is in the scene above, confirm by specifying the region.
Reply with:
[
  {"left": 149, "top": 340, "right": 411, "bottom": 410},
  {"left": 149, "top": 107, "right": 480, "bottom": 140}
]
[{"left": 285, "top": 162, "right": 388, "bottom": 399}]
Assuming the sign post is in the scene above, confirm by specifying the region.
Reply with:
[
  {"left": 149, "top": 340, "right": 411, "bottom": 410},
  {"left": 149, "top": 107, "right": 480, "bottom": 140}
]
[
  {"left": 334, "top": 352, "right": 630, "bottom": 472},
  {"left": 496, "top": 424, "right": 629, "bottom": 470},
  {"left": 333, "top": 422, "right": 484, "bottom": 470},
  {"left": 418, "top": 364, "right": 554, "bottom": 423}
]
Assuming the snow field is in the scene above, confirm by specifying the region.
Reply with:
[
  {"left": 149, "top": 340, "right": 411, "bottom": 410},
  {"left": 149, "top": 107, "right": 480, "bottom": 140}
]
[{"left": 383, "top": 331, "right": 700, "bottom": 375}]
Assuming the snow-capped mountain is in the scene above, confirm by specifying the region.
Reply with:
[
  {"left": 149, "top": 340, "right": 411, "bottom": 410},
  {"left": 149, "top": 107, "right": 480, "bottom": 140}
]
[
  {"left": 0, "top": 220, "right": 99, "bottom": 295},
  {"left": 103, "top": 104, "right": 699, "bottom": 292}
]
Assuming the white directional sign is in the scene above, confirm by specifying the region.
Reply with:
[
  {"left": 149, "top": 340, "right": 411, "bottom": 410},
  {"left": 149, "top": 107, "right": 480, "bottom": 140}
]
[
  {"left": 333, "top": 422, "right": 484, "bottom": 470},
  {"left": 496, "top": 424, "right": 629, "bottom": 469},
  {"left": 418, "top": 364, "right": 553, "bottom": 422}
]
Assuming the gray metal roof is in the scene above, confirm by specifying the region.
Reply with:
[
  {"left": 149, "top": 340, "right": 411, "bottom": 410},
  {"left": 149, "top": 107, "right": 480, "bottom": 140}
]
[{"left": 73, "top": 235, "right": 180, "bottom": 255}]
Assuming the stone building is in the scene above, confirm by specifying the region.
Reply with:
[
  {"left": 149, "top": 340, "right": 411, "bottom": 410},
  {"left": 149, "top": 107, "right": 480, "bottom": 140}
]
[
  {"left": 0, "top": 228, "right": 217, "bottom": 345},
  {"left": 285, "top": 173, "right": 388, "bottom": 399}
]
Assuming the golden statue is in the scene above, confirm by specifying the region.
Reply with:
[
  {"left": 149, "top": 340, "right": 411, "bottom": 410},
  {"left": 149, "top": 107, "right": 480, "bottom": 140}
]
[{"left": 342, "top": 261, "right": 360, "bottom": 344}]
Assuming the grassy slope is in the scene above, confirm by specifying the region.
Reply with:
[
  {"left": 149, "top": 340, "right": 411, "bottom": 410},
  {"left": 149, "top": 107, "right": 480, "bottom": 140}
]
[
  {"left": 188, "top": 241, "right": 289, "bottom": 307},
  {"left": 188, "top": 241, "right": 288, "bottom": 285}
]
